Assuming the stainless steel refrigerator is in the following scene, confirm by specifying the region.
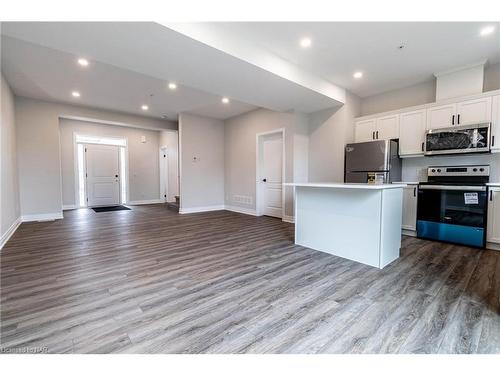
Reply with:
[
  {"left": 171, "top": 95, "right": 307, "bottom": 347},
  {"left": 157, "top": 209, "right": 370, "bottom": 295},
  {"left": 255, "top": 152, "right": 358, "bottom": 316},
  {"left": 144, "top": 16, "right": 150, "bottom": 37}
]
[{"left": 344, "top": 140, "right": 401, "bottom": 183}]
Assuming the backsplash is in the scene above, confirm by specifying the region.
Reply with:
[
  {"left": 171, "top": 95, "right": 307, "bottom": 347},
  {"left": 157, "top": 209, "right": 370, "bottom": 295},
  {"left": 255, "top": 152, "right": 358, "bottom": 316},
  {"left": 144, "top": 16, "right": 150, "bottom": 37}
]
[{"left": 402, "top": 153, "right": 500, "bottom": 182}]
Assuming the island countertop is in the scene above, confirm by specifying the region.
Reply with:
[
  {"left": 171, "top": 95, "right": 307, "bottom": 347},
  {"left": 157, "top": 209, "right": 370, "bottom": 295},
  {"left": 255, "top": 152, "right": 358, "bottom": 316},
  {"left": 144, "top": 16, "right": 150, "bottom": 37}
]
[{"left": 284, "top": 182, "right": 407, "bottom": 190}]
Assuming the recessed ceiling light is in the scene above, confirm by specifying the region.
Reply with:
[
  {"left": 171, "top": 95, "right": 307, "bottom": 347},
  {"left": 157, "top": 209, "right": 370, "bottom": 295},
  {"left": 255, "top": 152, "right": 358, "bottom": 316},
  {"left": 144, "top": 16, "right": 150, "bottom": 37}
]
[
  {"left": 77, "top": 58, "right": 89, "bottom": 67},
  {"left": 480, "top": 26, "right": 496, "bottom": 36},
  {"left": 221, "top": 97, "right": 230, "bottom": 104},
  {"left": 299, "top": 37, "right": 312, "bottom": 48},
  {"left": 71, "top": 91, "right": 80, "bottom": 97},
  {"left": 141, "top": 105, "right": 149, "bottom": 111},
  {"left": 168, "top": 82, "right": 177, "bottom": 90},
  {"left": 353, "top": 71, "right": 363, "bottom": 79}
]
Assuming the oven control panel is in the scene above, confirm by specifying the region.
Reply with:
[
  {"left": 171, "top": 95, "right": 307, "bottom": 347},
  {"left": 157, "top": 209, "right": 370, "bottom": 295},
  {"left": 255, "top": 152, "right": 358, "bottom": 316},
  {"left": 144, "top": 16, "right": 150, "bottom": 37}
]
[{"left": 427, "top": 165, "right": 490, "bottom": 177}]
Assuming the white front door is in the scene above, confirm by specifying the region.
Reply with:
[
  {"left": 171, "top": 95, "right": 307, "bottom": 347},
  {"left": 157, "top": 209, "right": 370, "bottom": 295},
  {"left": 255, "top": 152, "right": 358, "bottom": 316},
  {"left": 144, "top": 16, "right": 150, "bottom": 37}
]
[
  {"left": 260, "top": 133, "right": 283, "bottom": 218},
  {"left": 85, "top": 144, "right": 121, "bottom": 207}
]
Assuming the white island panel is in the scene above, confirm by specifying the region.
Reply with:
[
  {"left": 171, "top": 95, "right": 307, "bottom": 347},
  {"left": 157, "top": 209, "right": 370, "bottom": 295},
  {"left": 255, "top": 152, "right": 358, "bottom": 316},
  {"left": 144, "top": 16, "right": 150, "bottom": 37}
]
[{"left": 293, "top": 184, "right": 403, "bottom": 269}]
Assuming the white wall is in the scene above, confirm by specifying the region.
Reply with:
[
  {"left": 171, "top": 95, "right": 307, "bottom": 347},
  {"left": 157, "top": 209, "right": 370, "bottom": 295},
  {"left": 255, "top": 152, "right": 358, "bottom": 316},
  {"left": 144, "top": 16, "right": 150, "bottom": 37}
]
[
  {"left": 224, "top": 108, "right": 308, "bottom": 218},
  {"left": 179, "top": 113, "right": 225, "bottom": 211},
  {"left": 360, "top": 80, "right": 436, "bottom": 116},
  {"left": 15, "top": 97, "right": 176, "bottom": 217},
  {"left": 308, "top": 91, "right": 361, "bottom": 182},
  {"left": 59, "top": 118, "right": 162, "bottom": 207},
  {"left": 402, "top": 154, "right": 500, "bottom": 183},
  {"left": 1, "top": 73, "right": 20, "bottom": 244},
  {"left": 360, "top": 62, "right": 500, "bottom": 116},
  {"left": 159, "top": 130, "right": 179, "bottom": 202}
]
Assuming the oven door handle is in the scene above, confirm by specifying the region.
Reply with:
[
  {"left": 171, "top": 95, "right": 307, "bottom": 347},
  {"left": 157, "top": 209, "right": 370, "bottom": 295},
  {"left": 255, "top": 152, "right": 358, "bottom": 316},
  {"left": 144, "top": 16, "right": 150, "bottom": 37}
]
[{"left": 418, "top": 185, "right": 486, "bottom": 191}]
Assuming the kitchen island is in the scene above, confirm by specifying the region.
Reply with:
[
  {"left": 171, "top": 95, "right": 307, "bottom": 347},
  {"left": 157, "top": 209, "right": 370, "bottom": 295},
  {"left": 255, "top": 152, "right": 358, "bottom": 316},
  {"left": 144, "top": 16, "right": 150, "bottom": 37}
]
[{"left": 285, "top": 183, "right": 406, "bottom": 269}]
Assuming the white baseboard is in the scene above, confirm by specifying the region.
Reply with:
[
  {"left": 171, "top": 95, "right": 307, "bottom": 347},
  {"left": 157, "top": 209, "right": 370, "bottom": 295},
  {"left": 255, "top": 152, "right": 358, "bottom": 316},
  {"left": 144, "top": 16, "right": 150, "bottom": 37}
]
[
  {"left": 402, "top": 229, "right": 417, "bottom": 237},
  {"left": 486, "top": 242, "right": 500, "bottom": 251},
  {"left": 179, "top": 205, "right": 225, "bottom": 214},
  {"left": 62, "top": 204, "right": 78, "bottom": 210},
  {"left": 21, "top": 212, "right": 64, "bottom": 222},
  {"left": 282, "top": 215, "right": 295, "bottom": 223},
  {"left": 128, "top": 199, "right": 163, "bottom": 205},
  {"left": 225, "top": 205, "right": 257, "bottom": 216},
  {"left": 0, "top": 216, "right": 22, "bottom": 250}
]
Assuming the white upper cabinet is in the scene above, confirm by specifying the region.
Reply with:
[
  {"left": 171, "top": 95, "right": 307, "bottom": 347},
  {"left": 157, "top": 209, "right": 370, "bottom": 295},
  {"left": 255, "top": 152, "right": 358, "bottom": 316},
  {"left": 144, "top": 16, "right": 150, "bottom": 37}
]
[
  {"left": 487, "top": 187, "right": 500, "bottom": 244},
  {"left": 354, "top": 116, "right": 399, "bottom": 143},
  {"left": 456, "top": 97, "right": 492, "bottom": 125},
  {"left": 376, "top": 115, "right": 399, "bottom": 140},
  {"left": 354, "top": 119, "right": 376, "bottom": 142},
  {"left": 492, "top": 95, "right": 500, "bottom": 152},
  {"left": 399, "top": 109, "right": 427, "bottom": 156},
  {"left": 427, "top": 103, "right": 457, "bottom": 130}
]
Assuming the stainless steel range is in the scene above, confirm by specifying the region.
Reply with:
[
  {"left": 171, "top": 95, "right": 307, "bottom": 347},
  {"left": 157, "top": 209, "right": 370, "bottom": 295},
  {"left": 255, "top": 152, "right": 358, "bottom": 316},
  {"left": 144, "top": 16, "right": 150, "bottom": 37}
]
[{"left": 417, "top": 165, "right": 490, "bottom": 248}]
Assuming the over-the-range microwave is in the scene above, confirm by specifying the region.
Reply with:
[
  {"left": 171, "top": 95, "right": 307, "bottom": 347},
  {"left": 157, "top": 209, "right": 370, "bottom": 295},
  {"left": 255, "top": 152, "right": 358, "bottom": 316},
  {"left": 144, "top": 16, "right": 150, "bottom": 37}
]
[{"left": 424, "top": 123, "right": 491, "bottom": 156}]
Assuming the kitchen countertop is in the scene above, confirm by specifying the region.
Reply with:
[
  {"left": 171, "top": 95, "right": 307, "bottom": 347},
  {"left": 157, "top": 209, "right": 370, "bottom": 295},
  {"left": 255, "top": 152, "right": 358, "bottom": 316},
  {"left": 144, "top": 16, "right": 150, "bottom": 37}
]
[
  {"left": 284, "top": 183, "right": 407, "bottom": 190},
  {"left": 486, "top": 183, "right": 500, "bottom": 187},
  {"left": 392, "top": 181, "right": 419, "bottom": 185}
]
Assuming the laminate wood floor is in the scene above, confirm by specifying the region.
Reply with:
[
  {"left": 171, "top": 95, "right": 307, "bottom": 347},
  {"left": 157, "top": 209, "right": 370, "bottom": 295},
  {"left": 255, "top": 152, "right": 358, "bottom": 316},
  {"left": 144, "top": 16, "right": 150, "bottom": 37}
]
[{"left": 1, "top": 205, "right": 499, "bottom": 354}]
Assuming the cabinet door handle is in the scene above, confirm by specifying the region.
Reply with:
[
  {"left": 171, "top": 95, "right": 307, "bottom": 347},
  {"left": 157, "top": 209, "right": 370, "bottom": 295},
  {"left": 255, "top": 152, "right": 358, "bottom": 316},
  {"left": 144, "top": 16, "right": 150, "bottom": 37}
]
[
  {"left": 421, "top": 142, "right": 424, "bottom": 152},
  {"left": 491, "top": 191, "right": 493, "bottom": 201},
  {"left": 492, "top": 135, "right": 495, "bottom": 147},
  {"left": 376, "top": 130, "right": 379, "bottom": 139},
  {"left": 457, "top": 114, "right": 460, "bottom": 124},
  {"left": 372, "top": 131, "right": 375, "bottom": 140},
  {"left": 413, "top": 187, "right": 416, "bottom": 197},
  {"left": 452, "top": 114, "right": 455, "bottom": 125}
]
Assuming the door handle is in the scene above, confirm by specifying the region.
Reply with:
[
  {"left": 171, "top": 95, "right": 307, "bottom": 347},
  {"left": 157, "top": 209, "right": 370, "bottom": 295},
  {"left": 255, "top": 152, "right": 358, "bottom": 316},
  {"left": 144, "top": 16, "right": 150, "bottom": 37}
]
[
  {"left": 376, "top": 130, "right": 379, "bottom": 139},
  {"left": 413, "top": 187, "right": 416, "bottom": 197},
  {"left": 457, "top": 114, "right": 460, "bottom": 124},
  {"left": 421, "top": 142, "right": 424, "bottom": 152},
  {"left": 452, "top": 114, "right": 455, "bottom": 125},
  {"left": 262, "top": 178, "right": 267, "bottom": 182},
  {"left": 492, "top": 135, "right": 495, "bottom": 147},
  {"left": 372, "top": 131, "right": 375, "bottom": 140},
  {"left": 491, "top": 191, "right": 494, "bottom": 201}
]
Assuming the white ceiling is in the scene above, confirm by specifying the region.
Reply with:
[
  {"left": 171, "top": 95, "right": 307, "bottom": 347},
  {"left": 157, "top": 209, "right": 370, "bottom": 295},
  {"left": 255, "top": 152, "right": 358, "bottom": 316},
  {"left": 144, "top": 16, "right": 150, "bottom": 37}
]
[
  {"left": 1, "top": 22, "right": 499, "bottom": 121},
  {"left": 1, "top": 36, "right": 257, "bottom": 120},
  {"left": 207, "top": 22, "right": 500, "bottom": 97},
  {"left": 1, "top": 22, "right": 344, "bottom": 120}
]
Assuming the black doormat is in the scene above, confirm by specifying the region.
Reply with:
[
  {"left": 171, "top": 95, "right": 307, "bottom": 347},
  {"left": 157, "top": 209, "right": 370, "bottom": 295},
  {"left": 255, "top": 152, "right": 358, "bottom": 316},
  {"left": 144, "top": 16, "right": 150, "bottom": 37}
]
[{"left": 92, "top": 205, "right": 131, "bottom": 213}]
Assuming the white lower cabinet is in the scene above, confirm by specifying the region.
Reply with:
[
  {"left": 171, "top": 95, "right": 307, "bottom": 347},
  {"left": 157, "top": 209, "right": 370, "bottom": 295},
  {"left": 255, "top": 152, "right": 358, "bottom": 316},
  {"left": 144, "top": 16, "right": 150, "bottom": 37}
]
[
  {"left": 487, "top": 187, "right": 500, "bottom": 244},
  {"left": 402, "top": 184, "right": 418, "bottom": 231}
]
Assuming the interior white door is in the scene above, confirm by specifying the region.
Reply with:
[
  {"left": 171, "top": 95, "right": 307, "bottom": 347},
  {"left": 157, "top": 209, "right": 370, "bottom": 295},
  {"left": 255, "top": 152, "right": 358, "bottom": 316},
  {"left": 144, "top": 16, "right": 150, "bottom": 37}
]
[
  {"left": 456, "top": 97, "right": 492, "bottom": 126},
  {"left": 260, "top": 134, "right": 283, "bottom": 218},
  {"left": 85, "top": 144, "right": 120, "bottom": 207}
]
